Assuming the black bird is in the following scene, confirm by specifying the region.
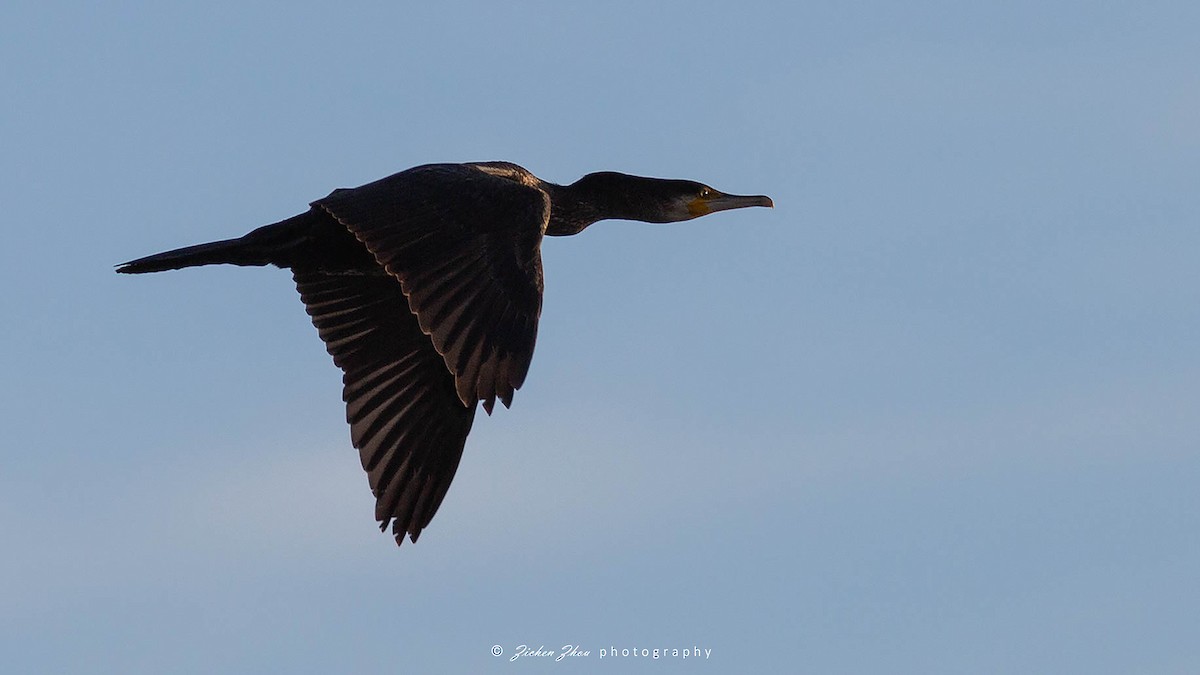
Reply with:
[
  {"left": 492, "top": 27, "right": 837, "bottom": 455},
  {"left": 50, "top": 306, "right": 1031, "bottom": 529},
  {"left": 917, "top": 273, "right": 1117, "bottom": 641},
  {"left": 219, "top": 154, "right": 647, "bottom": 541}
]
[{"left": 118, "top": 161, "right": 773, "bottom": 546}]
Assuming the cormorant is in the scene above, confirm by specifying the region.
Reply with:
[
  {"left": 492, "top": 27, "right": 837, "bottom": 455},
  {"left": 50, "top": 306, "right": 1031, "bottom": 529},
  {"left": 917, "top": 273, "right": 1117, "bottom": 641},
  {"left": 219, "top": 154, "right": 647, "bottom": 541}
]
[{"left": 118, "top": 161, "right": 773, "bottom": 546}]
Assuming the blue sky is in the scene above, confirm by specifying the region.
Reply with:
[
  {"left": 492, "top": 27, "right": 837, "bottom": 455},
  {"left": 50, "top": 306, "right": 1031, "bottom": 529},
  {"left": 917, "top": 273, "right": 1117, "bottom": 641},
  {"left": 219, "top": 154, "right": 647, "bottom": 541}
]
[{"left": 2, "top": 1, "right": 1198, "bottom": 672}]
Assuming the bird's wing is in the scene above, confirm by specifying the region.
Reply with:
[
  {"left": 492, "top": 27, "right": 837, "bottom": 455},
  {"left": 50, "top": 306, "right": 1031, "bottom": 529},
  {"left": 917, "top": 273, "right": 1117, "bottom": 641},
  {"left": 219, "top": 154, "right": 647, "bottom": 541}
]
[
  {"left": 294, "top": 269, "right": 477, "bottom": 545},
  {"left": 314, "top": 165, "right": 548, "bottom": 413}
]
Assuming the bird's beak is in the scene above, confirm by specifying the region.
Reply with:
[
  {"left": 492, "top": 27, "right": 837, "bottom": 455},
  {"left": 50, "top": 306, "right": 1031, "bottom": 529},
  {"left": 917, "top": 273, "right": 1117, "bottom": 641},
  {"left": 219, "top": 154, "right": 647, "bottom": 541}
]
[{"left": 688, "top": 192, "right": 774, "bottom": 218}]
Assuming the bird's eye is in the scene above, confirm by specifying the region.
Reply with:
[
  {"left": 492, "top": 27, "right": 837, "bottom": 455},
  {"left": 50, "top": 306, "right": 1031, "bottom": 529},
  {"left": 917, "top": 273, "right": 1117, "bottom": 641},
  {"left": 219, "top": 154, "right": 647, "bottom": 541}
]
[{"left": 698, "top": 188, "right": 711, "bottom": 198}]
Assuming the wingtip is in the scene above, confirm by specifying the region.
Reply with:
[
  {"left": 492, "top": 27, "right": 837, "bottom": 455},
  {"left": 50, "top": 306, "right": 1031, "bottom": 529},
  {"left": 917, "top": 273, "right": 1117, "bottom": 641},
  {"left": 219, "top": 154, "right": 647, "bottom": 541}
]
[{"left": 388, "top": 518, "right": 418, "bottom": 547}]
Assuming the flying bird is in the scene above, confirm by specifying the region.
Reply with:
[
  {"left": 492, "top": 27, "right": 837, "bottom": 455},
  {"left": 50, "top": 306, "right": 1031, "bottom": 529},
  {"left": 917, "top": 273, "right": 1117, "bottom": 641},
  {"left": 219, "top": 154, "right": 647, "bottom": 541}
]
[{"left": 118, "top": 161, "right": 773, "bottom": 546}]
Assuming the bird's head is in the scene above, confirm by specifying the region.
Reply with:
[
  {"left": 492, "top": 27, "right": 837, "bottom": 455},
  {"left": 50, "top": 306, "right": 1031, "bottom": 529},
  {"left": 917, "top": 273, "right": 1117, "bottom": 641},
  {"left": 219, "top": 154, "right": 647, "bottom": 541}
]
[
  {"left": 544, "top": 171, "right": 773, "bottom": 235},
  {"left": 673, "top": 179, "right": 775, "bottom": 222},
  {"left": 571, "top": 171, "right": 774, "bottom": 224}
]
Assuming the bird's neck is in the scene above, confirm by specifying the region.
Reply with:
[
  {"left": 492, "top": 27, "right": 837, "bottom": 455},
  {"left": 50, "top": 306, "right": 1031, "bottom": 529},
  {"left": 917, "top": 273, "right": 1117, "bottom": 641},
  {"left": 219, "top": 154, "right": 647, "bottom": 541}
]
[{"left": 542, "top": 175, "right": 640, "bottom": 236}]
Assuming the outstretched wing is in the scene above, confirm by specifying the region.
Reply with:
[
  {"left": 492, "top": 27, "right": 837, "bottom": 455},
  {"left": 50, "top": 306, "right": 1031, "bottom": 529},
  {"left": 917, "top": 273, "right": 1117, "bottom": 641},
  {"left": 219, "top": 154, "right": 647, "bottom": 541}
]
[
  {"left": 314, "top": 164, "right": 549, "bottom": 414},
  {"left": 294, "top": 269, "right": 477, "bottom": 545}
]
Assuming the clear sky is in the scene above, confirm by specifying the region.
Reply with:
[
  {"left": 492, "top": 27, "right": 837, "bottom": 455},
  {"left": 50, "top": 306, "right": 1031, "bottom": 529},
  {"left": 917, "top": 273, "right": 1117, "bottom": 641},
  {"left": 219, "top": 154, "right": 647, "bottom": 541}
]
[{"left": 3, "top": 1, "right": 1198, "bottom": 673}]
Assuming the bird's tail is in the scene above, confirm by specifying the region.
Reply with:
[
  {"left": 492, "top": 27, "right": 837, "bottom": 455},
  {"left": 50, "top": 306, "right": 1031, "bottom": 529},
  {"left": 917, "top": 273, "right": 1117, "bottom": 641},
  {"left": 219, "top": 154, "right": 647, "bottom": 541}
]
[{"left": 116, "top": 215, "right": 310, "bottom": 274}]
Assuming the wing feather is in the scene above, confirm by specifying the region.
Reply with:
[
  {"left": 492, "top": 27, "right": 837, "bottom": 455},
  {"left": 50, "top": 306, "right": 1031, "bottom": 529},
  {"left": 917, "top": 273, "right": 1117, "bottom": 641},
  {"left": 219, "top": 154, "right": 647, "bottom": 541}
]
[
  {"left": 315, "top": 163, "right": 547, "bottom": 409},
  {"left": 294, "top": 269, "right": 476, "bottom": 545}
]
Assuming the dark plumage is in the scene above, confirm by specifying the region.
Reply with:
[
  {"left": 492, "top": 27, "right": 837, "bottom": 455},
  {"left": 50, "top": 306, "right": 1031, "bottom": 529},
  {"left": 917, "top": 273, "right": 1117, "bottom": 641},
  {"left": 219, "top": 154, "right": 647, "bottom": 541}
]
[{"left": 117, "top": 161, "right": 773, "bottom": 546}]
